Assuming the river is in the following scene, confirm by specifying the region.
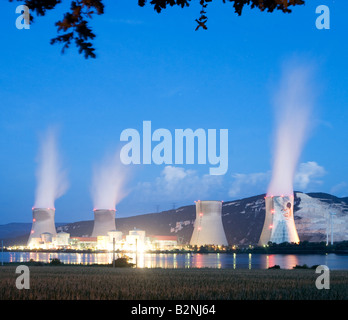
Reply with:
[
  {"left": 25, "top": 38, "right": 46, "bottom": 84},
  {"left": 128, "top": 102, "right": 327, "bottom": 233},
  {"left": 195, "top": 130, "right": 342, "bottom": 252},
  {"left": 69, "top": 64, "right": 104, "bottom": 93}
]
[{"left": 2, "top": 251, "right": 348, "bottom": 269}]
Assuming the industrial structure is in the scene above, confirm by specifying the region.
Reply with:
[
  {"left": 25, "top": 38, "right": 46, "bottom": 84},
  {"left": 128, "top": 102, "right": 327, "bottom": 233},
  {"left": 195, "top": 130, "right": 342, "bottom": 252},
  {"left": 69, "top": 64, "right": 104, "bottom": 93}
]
[
  {"left": 26, "top": 227, "right": 177, "bottom": 251},
  {"left": 258, "top": 195, "right": 300, "bottom": 246},
  {"left": 27, "top": 207, "right": 57, "bottom": 247},
  {"left": 190, "top": 200, "right": 228, "bottom": 246},
  {"left": 91, "top": 209, "right": 117, "bottom": 237}
]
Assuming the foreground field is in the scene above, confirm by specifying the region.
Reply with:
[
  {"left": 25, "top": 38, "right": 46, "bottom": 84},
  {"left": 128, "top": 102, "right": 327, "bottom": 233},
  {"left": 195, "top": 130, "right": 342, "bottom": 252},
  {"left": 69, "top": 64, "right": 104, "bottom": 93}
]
[{"left": 0, "top": 266, "right": 347, "bottom": 300}]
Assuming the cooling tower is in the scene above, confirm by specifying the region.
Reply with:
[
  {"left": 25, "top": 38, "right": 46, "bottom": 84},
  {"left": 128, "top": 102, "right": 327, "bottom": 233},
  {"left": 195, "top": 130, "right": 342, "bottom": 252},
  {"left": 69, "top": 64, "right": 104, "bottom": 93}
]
[
  {"left": 190, "top": 200, "right": 228, "bottom": 246},
  {"left": 91, "top": 209, "right": 116, "bottom": 237},
  {"left": 27, "top": 208, "right": 57, "bottom": 246},
  {"left": 258, "top": 195, "right": 300, "bottom": 246}
]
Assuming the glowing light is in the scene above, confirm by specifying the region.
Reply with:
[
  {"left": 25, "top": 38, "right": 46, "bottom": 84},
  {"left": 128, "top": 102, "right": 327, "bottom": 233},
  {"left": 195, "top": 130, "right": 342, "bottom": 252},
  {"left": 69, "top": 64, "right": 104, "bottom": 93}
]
[
  {"left": 33, "top": 218, "right": 36, "bottom": 222},
  {"left": 269, "top": 225, "right": 273, "bottom": 229}
]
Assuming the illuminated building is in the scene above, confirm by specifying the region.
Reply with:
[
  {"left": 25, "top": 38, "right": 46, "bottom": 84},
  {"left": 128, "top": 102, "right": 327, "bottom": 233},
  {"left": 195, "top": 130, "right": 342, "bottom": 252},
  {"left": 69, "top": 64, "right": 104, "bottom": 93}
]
[
  {"left": 53, "top": 232, "right": 70, "bottom": 247},
  {"left": 70, "top": 237, "right": 98, "bottom": 249},
  {"left": 25, "top": 222, "right": 179, "bottom": 252},
  {"left": 258, "top": 195, "right": 300, "bottom": 245},
  {"left": 27, "top": 208, "right": 57, "bottom": 247},
  {"left": 91, "top": 209, "right": 116, "bottom": 237},
  {"left": 125, "top": 228, "right": 147, "bottom": 252},
  {"left": 190, "top": 200, "right": 228, "bottom": 246},
  {"left": 97, "top": 236, "right": 109, "bottom": 249},
  {"left": 150, "top": 235, "right": 178, "bottom": 250}
]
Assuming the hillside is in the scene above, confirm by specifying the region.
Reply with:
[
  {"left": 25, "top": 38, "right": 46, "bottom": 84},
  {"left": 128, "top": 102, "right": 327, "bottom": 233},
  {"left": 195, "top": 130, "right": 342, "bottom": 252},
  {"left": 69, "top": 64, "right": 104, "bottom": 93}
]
[{"left": 2, "top": 192, "right": 348, "bottom": 246}]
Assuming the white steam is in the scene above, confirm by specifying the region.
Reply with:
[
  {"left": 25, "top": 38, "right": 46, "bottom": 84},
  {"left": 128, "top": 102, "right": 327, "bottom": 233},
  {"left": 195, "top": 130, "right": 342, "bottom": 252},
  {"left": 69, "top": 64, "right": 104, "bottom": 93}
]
[
  {"left": 91, "top": 151, "right": 129, "bottom": 210},
  {"left": 267, "top": 63, "right": 315, "bottom": 196},
  {"left": 34, "top": 129, "right": 68, "bottom": 208}
]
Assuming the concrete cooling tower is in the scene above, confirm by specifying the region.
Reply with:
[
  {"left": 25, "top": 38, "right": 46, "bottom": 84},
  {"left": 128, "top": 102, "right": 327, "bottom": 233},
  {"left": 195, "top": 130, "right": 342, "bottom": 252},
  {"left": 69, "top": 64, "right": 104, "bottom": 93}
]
[
  {"left": 91, "top": 209, "right": 116, "bottom": 237},
  {"left": 190, "top": 200, "right": 228, "bottom": 246},
  {"left": 258, "top": 195, "right": 300, "bottom": 246},
  {"left": 27, "top": 208, "right": 57, "bottom": 246}
]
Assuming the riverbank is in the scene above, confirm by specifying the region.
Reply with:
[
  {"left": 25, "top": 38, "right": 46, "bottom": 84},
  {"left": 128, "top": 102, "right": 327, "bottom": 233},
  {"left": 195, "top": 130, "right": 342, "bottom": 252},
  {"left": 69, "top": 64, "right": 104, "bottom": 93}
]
[
  {"left": 3, "top": 240, "right": 348, "bottom": 255},
  {"left": 1, "top": 266, "right": 348, "bottom": 300}
]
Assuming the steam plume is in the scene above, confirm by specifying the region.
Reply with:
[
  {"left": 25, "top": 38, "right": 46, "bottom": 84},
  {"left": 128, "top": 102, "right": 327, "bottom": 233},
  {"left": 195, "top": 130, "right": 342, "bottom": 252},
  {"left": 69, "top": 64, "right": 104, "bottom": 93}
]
[
  {"left": 34, "top": 128, "right": 68, "bottom": 208},
  {"left": 267, "top": 63, "right": 315, "bottom": 196},
  {"left": 92, "top": 151, "right": 129, "bottom": 210}
]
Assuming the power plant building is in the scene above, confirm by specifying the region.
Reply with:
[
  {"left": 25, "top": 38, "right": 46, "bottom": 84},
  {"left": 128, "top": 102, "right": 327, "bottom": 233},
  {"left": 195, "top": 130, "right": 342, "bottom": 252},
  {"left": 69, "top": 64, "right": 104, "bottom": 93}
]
[
  {"left": 91, "top": 209, "right": 117, "bottom": 237},
  {"left": 108, "top": 230, "right": 123, "bottom": 243},
  {"left": 258, "top": 195, "right": 300, "bottom": 246},
  {"left": 70, "top": 237, "right": 97, "bottom": 249},
  {"left": 150, "top": 235, "right": 178, "bottom": 250},
  {"left": 190, "top": 200, "right": 228, "bottom": 246},
  {"left": 53, "top": 232, "right": 70, "bottom": 247},
  {"left": 27, "top": 207, "right": 57, "bottom": 247}
]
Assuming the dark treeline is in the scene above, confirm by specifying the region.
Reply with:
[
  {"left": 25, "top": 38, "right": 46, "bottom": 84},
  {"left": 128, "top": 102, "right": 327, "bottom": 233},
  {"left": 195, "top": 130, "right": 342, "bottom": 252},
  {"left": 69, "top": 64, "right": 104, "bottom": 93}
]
[
  {"left": 4, "top": 241, "right": 348, "bottom": 255},
  {"left": 182, "top": 241, "right": 348, "bottom": 254}
]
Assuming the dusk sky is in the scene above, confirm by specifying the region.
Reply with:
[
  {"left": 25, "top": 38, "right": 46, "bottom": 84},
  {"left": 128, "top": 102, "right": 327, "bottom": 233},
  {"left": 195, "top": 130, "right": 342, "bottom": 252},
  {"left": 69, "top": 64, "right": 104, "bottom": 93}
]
[{"left": 0, "top": 0, "right": 347, "bottom": 224}]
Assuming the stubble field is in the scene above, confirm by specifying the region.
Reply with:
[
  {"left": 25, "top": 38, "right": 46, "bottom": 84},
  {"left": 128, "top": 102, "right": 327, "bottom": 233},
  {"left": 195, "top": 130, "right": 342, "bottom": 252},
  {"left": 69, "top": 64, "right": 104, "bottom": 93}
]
[{"left": 0, "top": 266, "right": 347, "bottom": 300}]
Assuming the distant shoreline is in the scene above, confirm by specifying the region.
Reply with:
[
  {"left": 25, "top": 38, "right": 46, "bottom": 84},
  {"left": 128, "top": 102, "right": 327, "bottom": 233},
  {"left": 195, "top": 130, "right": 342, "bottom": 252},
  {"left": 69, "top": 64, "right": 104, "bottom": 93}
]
[
  {"left": 2, "top": 240, "right": 348, "bottom": 255},
  {"left": 2, "top": 248, "right": 348, "bottom": 255}
]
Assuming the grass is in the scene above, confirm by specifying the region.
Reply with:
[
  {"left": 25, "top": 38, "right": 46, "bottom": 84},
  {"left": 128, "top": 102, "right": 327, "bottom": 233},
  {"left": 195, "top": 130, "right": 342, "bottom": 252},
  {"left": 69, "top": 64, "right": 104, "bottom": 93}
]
[{"left": 0, "top": 266, "right": 347, "bottom": 300}]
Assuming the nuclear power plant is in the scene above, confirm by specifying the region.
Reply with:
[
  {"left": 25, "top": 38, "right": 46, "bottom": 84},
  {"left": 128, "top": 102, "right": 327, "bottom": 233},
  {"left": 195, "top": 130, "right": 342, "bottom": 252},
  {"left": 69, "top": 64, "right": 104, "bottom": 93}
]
[
  {"left": 27, "top": 207, "right": 57, "bottom": 247},
  {"left": 91, "top": 209, "right": 117, "bottom": 237},
  {"left": 258, "top": 195, "right": 300, "bottom": 246},
  {"left": 190, "top": 200, "right": 228, "bottom": 246}
]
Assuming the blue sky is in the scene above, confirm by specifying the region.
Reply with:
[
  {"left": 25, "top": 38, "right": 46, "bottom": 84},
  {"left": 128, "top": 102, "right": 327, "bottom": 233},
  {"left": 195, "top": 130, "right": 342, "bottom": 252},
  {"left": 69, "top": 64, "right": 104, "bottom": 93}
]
[{"left": 0, "top": 0, "right": 347, "bottom": 224}]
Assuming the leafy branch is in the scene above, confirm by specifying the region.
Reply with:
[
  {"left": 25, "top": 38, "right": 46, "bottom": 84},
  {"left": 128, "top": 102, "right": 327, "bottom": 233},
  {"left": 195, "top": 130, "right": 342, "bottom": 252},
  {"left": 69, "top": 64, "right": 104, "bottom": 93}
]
[
  {"left": 50, "top": 1, "right": 104, "bottom": 59},
  {"left": 10, "top": 0, "right": 305, "bottom": 58}
]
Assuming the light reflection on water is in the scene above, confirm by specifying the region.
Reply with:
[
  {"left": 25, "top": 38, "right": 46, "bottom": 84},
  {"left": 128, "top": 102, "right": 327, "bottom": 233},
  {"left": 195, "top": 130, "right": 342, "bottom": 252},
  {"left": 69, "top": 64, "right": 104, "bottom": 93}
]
[{"left": 2, "top": 252, "right": 348, "bottom": 269}]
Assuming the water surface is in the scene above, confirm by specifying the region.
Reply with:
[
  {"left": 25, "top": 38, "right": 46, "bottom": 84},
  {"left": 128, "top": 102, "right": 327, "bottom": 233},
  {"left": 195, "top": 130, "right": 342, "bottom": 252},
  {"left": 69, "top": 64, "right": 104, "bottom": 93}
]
[{"left": 1, "top": 252, "right": 348, "bottom": 269}]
